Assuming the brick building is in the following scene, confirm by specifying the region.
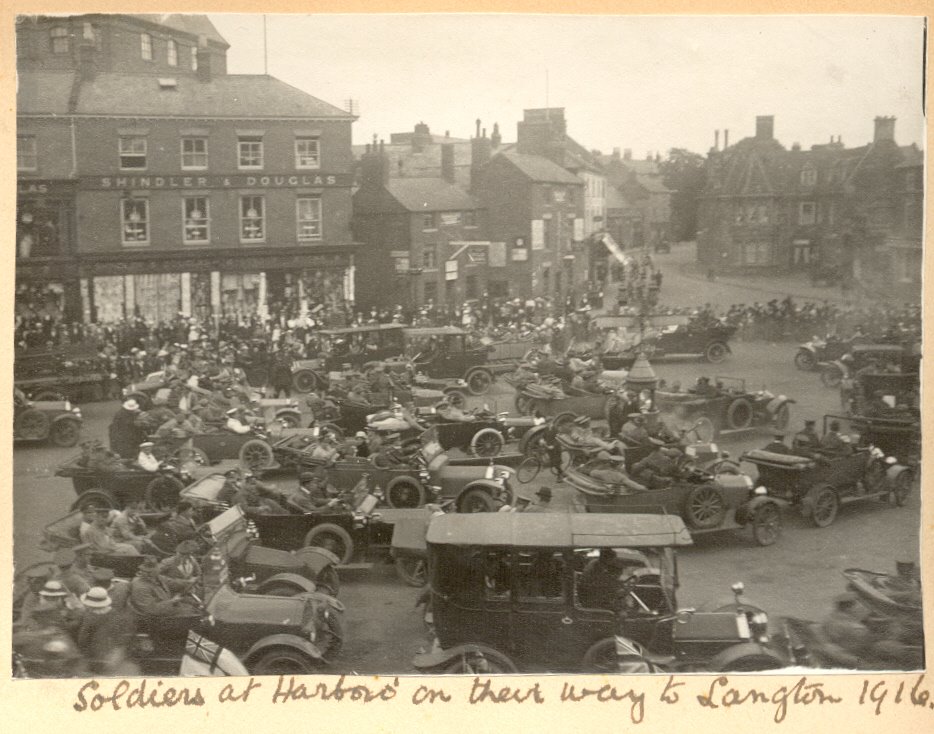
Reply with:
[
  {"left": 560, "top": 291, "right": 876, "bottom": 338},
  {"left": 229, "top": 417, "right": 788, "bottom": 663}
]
[
  {"left": 352, "top": 141, "right": 495, "bottom": 312},
  {"left": 599, "top": 149, "right": 672, "bottom": 252},
  {"left": 16, "top": 14, "right": 358, "bottom": 324},
  {"left": 697, "top": 115, "right": 923, "bottom": 293}
]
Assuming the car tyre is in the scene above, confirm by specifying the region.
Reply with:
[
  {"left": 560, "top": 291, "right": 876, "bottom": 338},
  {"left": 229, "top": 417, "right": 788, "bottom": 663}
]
[
  {"left": 516, "top": 456, "right": 542, "bottom": 484},
  {"left": 682, "top": 484, "right": 727, "bottom": 530},
  {"left": 581, "top": 637, "right": 624, "bottom": 673},
  {"left": 144, "top": 476, "right": 185, "bottom": 511},
  {"left": 239, "top": 439, "right": 275, "bottom": 471},
  {"left": 466, "top": 369, "right": 493, "bottom": 396},
  {"left": 470, "top": 428, "right": 504, "bottom": 457},
  {"left": 890, "top": 469, "right": 914, "bottom": 507},
  {"left": 443, "top": 647, "right": 518, "bottom": 674},
  {"left": 726, "top": 398, "right": 753, "bottom": 430},
  {"left": 48, "top": 419, "right": 81, "bottom": 447},
  {"left": 15, "top": 408, "right": 51, "bottom": 440},
  {"left": 70, "top": 490, "right": 116, "bottom": 512},
  {"left": 275, "top": 411, "right": 302, "bottom": 429},
  {"left": 292, "top": 370, "right": 319, "bottom": 394},
  {"left": 794, "top": 350, "right": 816, "bottom": 371},
  {"left": 705, "top": 341, "right": 729, "bottom": 363},
  {"left": 809, "top": 485, "right": 839, "bottom": 527},
  {"left": 444, "top": 389, "right": 467, "bottom": 409},
  {"left": 820, "top": 367, "right": 843, "bottom": 389},
  {"left": 386, "top": 477, "right": 426, "bottom": 508},
  {"left": 751, "top": 503, "right": 782, "bottom": 546},
  {"left": 304, "top": 524, "right": 354, "bottom": 565}
]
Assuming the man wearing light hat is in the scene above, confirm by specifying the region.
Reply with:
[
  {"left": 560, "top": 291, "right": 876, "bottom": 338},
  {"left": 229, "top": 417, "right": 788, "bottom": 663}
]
[
  {"left": 109, "top": 397, "right": 146, "bottom": 459},
  {"left": 158, "top": 540, "right": 202, "bottom": 594},
  {"left": 77, "top": 585, "right": 135, "bottom": 675},
  {"left": 136, "top": 441, "right": 161, "bottom": 472},
  {"left": 225, "top": 407, "right": 252, "bottom": 434}
]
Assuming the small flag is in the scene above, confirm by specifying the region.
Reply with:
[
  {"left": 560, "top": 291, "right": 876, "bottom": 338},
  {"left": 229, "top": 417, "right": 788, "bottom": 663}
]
[{"left": 179, "top": 630, "right": 249, "bottom": 677}]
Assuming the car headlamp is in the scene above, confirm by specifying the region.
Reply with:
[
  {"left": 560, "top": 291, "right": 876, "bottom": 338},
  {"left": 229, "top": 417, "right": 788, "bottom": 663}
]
[
  {"left": 885, "top": 456, "right": 897, "bottom": 465},
  {"left": 754, "top": 485, "right": 767, "bottom": 496}
]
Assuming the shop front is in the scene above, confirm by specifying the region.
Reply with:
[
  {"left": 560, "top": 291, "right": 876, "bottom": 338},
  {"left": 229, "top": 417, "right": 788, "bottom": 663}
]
[{"left": 78, "top": 247, "right": 356, "bottom": 324}]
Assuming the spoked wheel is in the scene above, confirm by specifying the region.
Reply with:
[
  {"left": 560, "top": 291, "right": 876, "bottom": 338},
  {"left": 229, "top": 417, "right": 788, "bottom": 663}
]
[
  {"left": 794, "top": 350, "right": 816, "bottom": 371},
  {"left": 394, "top": 557, "right": 428, "bottom": 587},
  {"left": 810, "top": 486, "right": 839, "bottom": 527},
  {"left": 276, "top": 412, "right": 301, "bottom": 429},
  {"left": 683, "top": 484, "right": 727, "bottom": 529},
  {"left": 820, "top": 367, "right": 843, "bottom": 389},
  {"left": 239, "top": 439, "right": 275, "bottom": 471},
  {"left": 751, "top": 503, "right": 782, "bottom": 546},
  {"left": 304, "top": 524, "right": 354, "bottom": 565},
  {"left": 445, "top": 390, "right": 467, "bottom": 409},
  {"left": 516, "top": 455, "right": 542, "bottom": 484},
  {"left": 470, "top": 428, "right": 504, "bottom": 457},
  {"left": 48, "top": 419, "right": 81, "bottom": 447},
  {"left": 386, "top": 478, "right": 425, "bottom": 508},
  {"left": 466, "top": 370, "right": 493, "bottom": 396},
  {"left": 705, "top": 341, "right": 729, "bottom": 364},
  {"left": 443, "top": 648, "right": 518, "bottom": 674},
  {"left": 293, "top": 370, "right": 319, "bottom": 394}
]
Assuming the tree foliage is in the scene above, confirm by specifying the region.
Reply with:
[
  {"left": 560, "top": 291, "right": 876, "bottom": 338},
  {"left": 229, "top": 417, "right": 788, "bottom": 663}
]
[{"left": 660, "top": 148, "right": 707, "bottom": 241}]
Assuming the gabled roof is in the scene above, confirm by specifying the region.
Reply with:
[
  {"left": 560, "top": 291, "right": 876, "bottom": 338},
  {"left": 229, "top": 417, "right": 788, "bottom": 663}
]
[
  {"left": 129, "top": 14, "right": 229, "bottom": 47},
  {"left": 19, "top": 71, "right": 353, "bottom": 119},
  {"left": 498, "top": 151, "right": 583, "bottom": 185},
  {"left": 386, "top": 178, "right": 478, "bottom": 212}
]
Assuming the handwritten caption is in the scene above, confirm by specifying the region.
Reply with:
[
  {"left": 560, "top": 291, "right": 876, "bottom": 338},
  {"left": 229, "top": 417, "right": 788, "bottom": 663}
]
[{"left": 72, "top": 674, "right": 934, "bottom": 723}]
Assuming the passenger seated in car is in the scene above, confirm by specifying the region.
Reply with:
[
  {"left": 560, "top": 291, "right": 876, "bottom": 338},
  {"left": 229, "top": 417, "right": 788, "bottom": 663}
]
[
  {"left": 631, "top": 446, "right": 684, "bottom": 489},
  {"left": 690, "top": 376, "right": 719, "bottom": 397},
  {"left": 435, "top": 397, "right": 475, "bottom": 422},
  {"left": 286, "top": 472, "right": 340, "bottom": 513},
  {"left": 791, "top": 419, "right": 821, "bottom": 454},
  {"left": 370, "top": 433, "right": 410, "bottom": 468},
  {"left": 566, "top": 416, "right": 628, "bottom": 457},
  {"left": 578, "top": 549, "right": 624, "bottom": 610},
  {"left": 84, "top": 508, "right": 140, "bottom": 556},
  {"left": 620, "top": 413, "right": 651, "bottom": 445},
  {"left": 225, "top": 408, "right": 252, "bottom": 435},
  {"left": 157, "top": 540, "right": 202, "bottom": 594},
  {"left": 234, "top": 475, "right": 287, "bottom": 514},
  {"left": 819, "top": 420, "right": 851, "bottom": 455},
  {"left": 130, "top": 557, "right": 200, "bottom": 617},
  {"left": 586, "top": 462, "right": 648, "bottom": 492}
]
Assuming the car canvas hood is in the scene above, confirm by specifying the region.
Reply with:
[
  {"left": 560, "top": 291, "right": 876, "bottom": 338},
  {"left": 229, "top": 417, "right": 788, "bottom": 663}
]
[{"left": 208, "top": 584, "right": 308, "bottom": 626}]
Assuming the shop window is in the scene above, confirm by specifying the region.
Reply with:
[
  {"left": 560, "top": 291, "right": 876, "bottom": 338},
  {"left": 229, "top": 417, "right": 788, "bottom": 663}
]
[
  {"left": 553, "top": 188, "right": 567, "bottom": 203},
  {"left": 167, "top": 39, "right": 178, "bottom": 66},
  {"left": 121, "top": 199, "right": 149, "bottom": 245},
  {"left": 798, "top": 202, "right": 817, "bottom": 225},
  {"left": 181, "top": 137, "right": 208, "bottom": 169},
  {"left": 296, "top": 197, "right": 322, "bottom": 241},
  {"left": 238, "top": 137, "right": 264, "bottom": 169},
  {"left": 295, "top": 137, "right": 320, "bottom": 169},
  {"left": 119, "top": 136, "right": 147, "bottom": 170},
  {"left": 17, "top": 204, "right": 64, "bottom": 258},
  {"left": 50, "top": 26, "right": 69, "bottom": 54},
  {"left": 183, "top": 197, "right": 210, "bottom": 243},
  {"left": 17, "top": 136, "right": 37, "bottom": 171},
  {"left": 141, "top": 33, "right": 153, "bottom": 61},
  {"left": 239, "top": 196, "right": 265, "bottom": 242}
]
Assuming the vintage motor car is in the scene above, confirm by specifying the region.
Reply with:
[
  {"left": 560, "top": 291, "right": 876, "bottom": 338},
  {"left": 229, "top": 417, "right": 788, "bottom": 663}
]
[
  {"left": 125, "top": 540, "right": 344, "bottom": 675},
  {"left": 55, "top": 453, "right": 200, "bottom": 511},
  {"left": 516, "top": 382, "right": 620, "bottom": 421},
  {"left": 564, "top": 454, "right": 782, "bottom": 546},
  {"left": 655, "top": 376, "right": 794, "bottom": 440},
  {"left": 818, "top": 343, "right": 921, "bottom": 388},
  {"left": 291, "top": 324, "right": 407, "bottom": 392},
  {"left": 15, "top": 346, "right": 109, "bottom": 403},
  {"left": 179, "top": 471, "right": 435, "bottom": 580},
  {"left": 171, "top": 425, "right": 277, "bottom": 472},
  {"left": 794, "top": 334, "right": 855, "bottom": 371},
  {"left": 741, "top": 414, "right": 914, "bottom": 527},
  {"left": 590, "top": 313, "right": 736, "bottom": 366},
  {"left": 401, "top": 326, "right": 515, "bottom": 395},
  {"left": 413, "top": 513, "right": 789, "bottom": 673},
  {"left": 842, "top": 370, "right": 920, "bottom": 467},
  {"left": 13, "top": 387, "right": 83, "bottom": 447}
]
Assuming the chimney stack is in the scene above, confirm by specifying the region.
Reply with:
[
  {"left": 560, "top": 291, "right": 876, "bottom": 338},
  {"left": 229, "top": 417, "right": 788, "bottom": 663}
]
[
  {"left": 714, "top": 130, "right": 720, "bottom": 150},
  {"left": 77, "top": 39, "right": 96, "bottom": 81},
  {"left": 196, "top": 48, "right": 213, "bottom": 82},
  {"left": 360, "top": 138, "right": 390, "bottom": 189},
  {"left": 755, "top": 115, "right": 774, "bottom": 140},
  {"left": 491, "top": 122, "right": 501, "bottom": 149},
  {"left": 612, "top": 147, "right": 621, "bottom": 159},
  {"left": 412, "top": 121, "right": 432, "bottom": 152},
  {"left": 873, "top": 116, "right": 896, "bottom": 143},
  {"left": 441, "top": 143, "right": 456, "bottom": 184},
  {"left": 724, "top": 129, "right": 729, "bottom": 149},
  {"left": 470, "top": 120, "right": 492, "bottom": 193},
  {"left": 623, "top": 149, "right": 632, "bottom": 161}
]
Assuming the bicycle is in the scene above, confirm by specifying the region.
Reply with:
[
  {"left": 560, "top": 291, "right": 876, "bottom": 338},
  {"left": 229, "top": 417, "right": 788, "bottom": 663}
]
[{"left": 516, "top": 436, "right": 568, "bottom": 484}]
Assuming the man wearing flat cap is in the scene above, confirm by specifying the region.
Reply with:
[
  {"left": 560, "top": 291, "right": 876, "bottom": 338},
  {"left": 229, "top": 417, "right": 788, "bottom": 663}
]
[
  {"left": 287, "top": 471, "right": 339, "bottom": 512},
  {"left": 763, "top": 433, "right": 791, "bottom": 454},
  {"left": 130, "top": 557, "right": 200, "bottom": 617},
  {"left": 792, "top": 419, "right": 821, "bottom": 453}
]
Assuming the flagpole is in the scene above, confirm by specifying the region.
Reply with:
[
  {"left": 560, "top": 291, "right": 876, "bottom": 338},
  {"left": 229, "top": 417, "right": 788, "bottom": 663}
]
[{"left": 263, "top": 15, "right": 268, "bottom": 74}]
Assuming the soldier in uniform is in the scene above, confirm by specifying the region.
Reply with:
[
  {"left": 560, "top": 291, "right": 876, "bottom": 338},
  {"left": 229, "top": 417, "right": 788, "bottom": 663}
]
[
  {"left": 763, "top": 433, "right": 791, "bottom": 454},
  {"left": 158, "top": 540, "right": 202, "bottom": 595},
  {"left": 792, "top": 419, "right": 821, "bottom": 453},
  {"left": 820, "top": 420, "right": 850, "bottom": 455}
]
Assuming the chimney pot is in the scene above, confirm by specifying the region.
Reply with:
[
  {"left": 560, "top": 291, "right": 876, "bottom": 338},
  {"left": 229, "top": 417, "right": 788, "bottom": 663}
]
[
  {"left": 475, "top": 119, "right": 481, "bottom": 137},
  {"left": 612, "top": 147, "right": 620, "bottom": 159},
  {"left": 873, "top": 116, "right": 896, "bottom": 143},
  {"left": 755, "top": 115, "right": 775, "bottom": 140},
  {"left": 714, "top": 130, "right": 720, "bottom": 150},
  {"left": 623, "top": 149, "right": 632, "bottom": 160},
  {"left": 724, "top": 129, "right": 729, "bottom": 149}
]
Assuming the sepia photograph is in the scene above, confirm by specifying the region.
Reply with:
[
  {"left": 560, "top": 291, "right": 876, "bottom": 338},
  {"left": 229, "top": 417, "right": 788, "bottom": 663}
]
[{"left": 11, "top": 12, "right": 925, "bottom": 680}]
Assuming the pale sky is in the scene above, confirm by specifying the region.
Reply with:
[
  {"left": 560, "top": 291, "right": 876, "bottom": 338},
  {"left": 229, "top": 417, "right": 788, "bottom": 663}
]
[{"left": 210, "top": 13, "right": 926, "bottom": 156}]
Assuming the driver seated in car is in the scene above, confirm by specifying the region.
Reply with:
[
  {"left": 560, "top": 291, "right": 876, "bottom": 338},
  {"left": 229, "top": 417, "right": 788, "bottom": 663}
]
[
  {"left": 157, "top": 540, "right": 202, "bottom": 595},
  {"left": 130, "top": 557, "right": 200, "bottom": 617},
  {"left": 225, "top": 407, "right": 252, "bottom": 435},
  {"left": 586, "top": 460, "right": 648, "bottom": 493},
  {"left": 287, "top": 472, "right": 340, "bottom": 512},
  {"left": 234, "top": 474, "right": 287, "bottom": 514},
  {"left": 690, "top": 376, "right": 719, "bottom": 397},
  {"left": 631, "top": 445, "right": 685, "bottom": 489},
  {"left": 309, "top": 433, "right": 340, "bottom": 463},
  {"left": 435, "top": 396, "right": 475, "bottom": 422},
  {"left": 370, "top": 433, "right": 410, "bottom": 468},
  {"left": 819, "top": 420, "right": 852, "bottom": 456},
  {"left": 578, "top": 549, "right": 625, "bottom": 610},
  {"left": 866, "top": 390, "right": 892, "bottom": 417},
  {"left": 792, "top": 419, "right": 821, "bottom": 454},
  {"left": 567, "top": 416, "right": 628, "bottom": 456},
  {"left": 135, "top": 441, "right": 162, "bottom": 472}
]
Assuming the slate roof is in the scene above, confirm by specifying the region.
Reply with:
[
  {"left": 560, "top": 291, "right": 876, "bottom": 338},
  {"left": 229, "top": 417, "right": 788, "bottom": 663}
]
[
  {"left": 635, "top": 174, "right": 673, "bottom": 194},
  {"left": 386, "top": 178, "right": 478, "bottom": 212},
  {"left": 18, "top": 71, "right": 353, "bottom": 119},
  {"left": 498, "top": 151, "right": 583, "bottom": 184},
  {"left": 129, "top": 14, "right": 229, "bottom": 47}
]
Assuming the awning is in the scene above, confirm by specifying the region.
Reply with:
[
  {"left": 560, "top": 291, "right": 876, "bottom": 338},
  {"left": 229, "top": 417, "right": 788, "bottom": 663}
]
[{"left": 598, "top": 233, "right": 633, "bottom": 266}]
